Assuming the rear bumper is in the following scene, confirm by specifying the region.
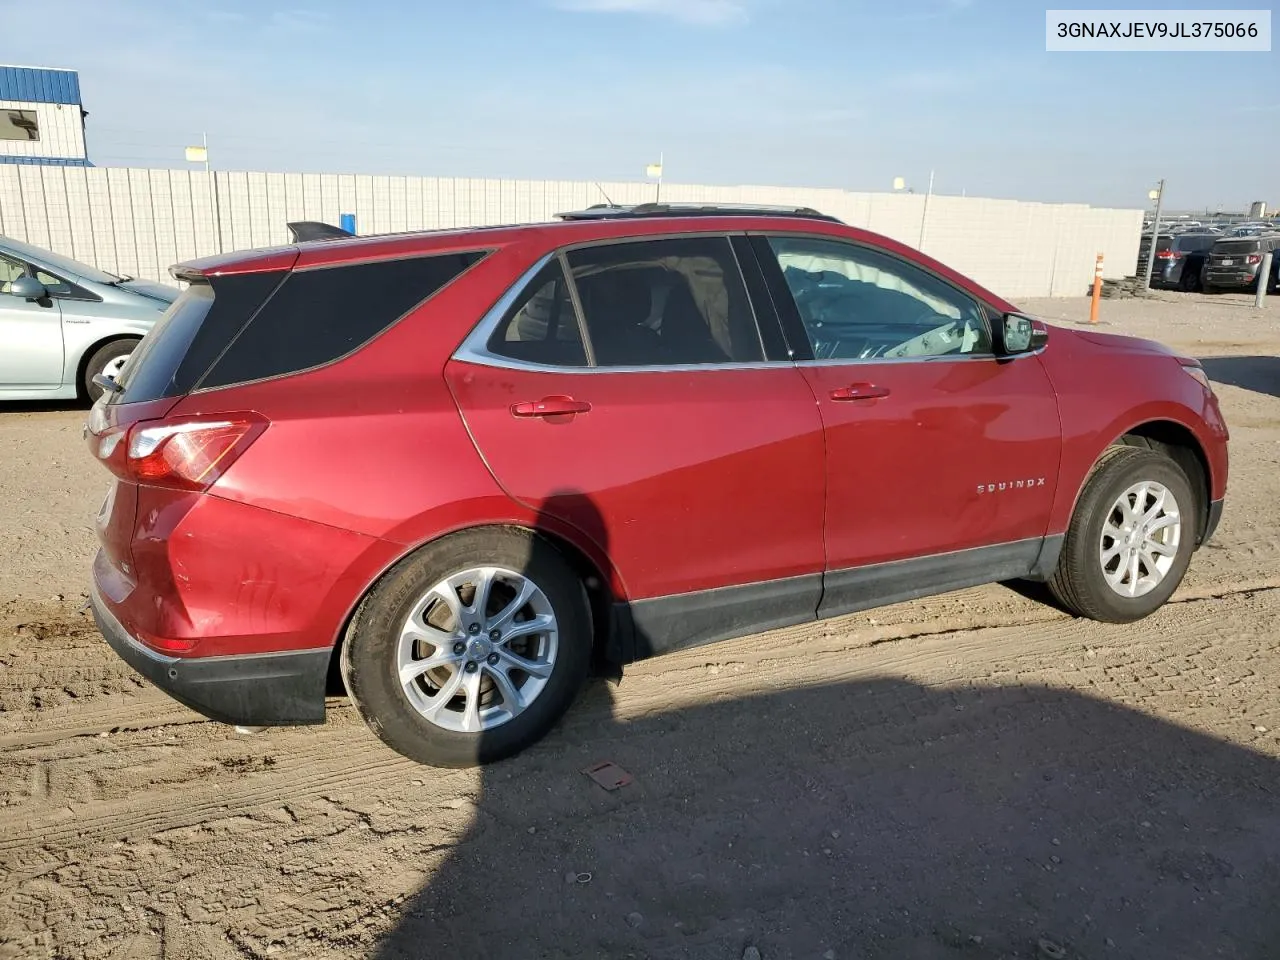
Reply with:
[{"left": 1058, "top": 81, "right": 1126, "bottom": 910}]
[
  {"left": 91, "top": 583, "right": 330, "bottom": 726},
  {"left": 1204, "top": 268, "right": 1259, "bottom": 288}
]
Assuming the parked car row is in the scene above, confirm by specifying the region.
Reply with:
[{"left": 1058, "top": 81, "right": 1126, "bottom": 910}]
[{"left": 1142, "top": 231, "right": 1280, "bottom": 294}]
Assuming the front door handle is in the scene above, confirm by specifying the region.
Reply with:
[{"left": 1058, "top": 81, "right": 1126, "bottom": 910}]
[
  {"left": 830, "top": 383, "right": 891, "bottom": 401},
  {"left": 510, "top": 396, "right": 592, "bottom": 418}
]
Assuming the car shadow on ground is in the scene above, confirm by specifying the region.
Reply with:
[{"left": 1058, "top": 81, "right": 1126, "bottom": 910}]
[
  {"left": 1201, "top": 356, "right": 1280, "bottom": 400},
  {"left": 370, "top": 493, "right": 1280, "bottom": 960}
]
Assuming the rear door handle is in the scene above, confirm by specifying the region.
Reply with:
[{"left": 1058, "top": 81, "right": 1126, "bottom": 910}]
[
  {"left": 830, "top": 383, "right": 891, "bottom": 401},
  {"left": 510, "top": 396, "right": 592, "bottom": 418}
]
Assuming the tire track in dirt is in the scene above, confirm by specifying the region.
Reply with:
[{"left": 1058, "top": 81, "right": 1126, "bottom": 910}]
[{"left": 5, "top": 588, "right": 1276, "bottom": 862}]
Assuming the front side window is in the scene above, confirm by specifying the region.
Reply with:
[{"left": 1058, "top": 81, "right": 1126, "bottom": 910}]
[
  {"left": 33, "top": 268, "right": 75, "bottom": 297},
  {"left": 0, "top": 109, "right": 38, "bottom": 142},
  {"left": 565, "top": 236, "right": 764, "bottom": 367},
  {"left": 766, "top": 236, "right": 991, "bottom": 362},
  {"left": 0, "top": 254, "right": 24, "bottom": 293}
]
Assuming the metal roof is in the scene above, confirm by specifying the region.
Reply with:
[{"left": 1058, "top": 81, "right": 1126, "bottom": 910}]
[
  {"left": 0, "top": 66, "right": 82, "bottom": 105},
  {"left": 0, "top": 156, "right": 92, "bottom": 167}
]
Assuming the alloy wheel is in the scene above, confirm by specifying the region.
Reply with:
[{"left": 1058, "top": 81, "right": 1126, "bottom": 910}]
[
  {"left": 396, "top": 566, "right": 558, "bottom": 733},
  {"left": 1098, "top": 480, "right": 1182, "bottom": 598}
]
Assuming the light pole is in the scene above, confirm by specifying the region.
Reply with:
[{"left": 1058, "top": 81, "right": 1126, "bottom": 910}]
[
  {"left": 1141, "top": 179, "right": 1165, "bottom": 290},
  {"left": 918, "top": 169, "right": 935, "bottom": 250}
]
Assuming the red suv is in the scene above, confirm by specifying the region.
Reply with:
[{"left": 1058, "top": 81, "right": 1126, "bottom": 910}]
[{"left": 86, "top": 204, "right": 1229, "bottom": 767}]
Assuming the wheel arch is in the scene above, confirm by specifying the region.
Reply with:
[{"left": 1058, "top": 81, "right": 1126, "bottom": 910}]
[
  {"left": 1115, "top": 421, "right": 1212, "bottom": 543},
  {"left": 1060, "top": 419, "right": 1214, "bottom": 549},
  {"left": 325, "top": 522, "right": 620, "bottom": 696}
]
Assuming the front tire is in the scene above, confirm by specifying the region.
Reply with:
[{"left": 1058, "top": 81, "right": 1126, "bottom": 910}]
[
  {"left": 341, "top": 527, "right": 592, "bottom": 767},
  {"left": 82, "top": 337, "right": 139, "bottom": 401},
  {"left": 1048, "top": 446, "right": 1196, "bottom": 623}
]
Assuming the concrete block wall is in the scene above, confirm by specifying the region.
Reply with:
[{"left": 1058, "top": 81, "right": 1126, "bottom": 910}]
[
  {"left": 0, "top": 101, "right": 86, "bottom": 161},
  {"left": 0, "top": 165, "right": 1142, "bottom": 301}
]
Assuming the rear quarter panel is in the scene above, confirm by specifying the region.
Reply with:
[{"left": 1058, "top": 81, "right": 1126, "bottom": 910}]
[
  {"left": 1036, "top": 325, "right": 1228, "bottom": 533},
  {"left": 167, "top": 240, "right": 632, "bottom": 622}
]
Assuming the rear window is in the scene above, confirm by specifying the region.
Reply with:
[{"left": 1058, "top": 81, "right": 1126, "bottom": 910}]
[
  {"left": 1213, "top": 239, "right": 1262, "bottom": 255},
  {"left": 199, "top": 252, "right": 485, "bottom": 389},
  {"left": 1176, "top": 235, "right": 1217, "bottom": 253}
]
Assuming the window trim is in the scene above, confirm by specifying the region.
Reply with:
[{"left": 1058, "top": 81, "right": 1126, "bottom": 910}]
[
  {"left": 748, "top": 231, "right": 1001, "bottom": 367},
  {"left": 454, "top": 232, "right": 787, "bottom": 374}
]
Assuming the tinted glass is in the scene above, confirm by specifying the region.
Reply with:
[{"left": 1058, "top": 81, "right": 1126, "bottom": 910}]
[
  {"left": 112, "top": 283, "right": 216, "bottom": 402},
  {"left": 111, "top": 272, "right": 285, "bottom": 403},
  {"left": 1178, "top": 236, "right": 1216, "bottom": 253},
  {"left": 1213, "top": 240, "right": 1262, "bottom": 255},
  {"left": 487, "top": 259, "right": 587, "bottom": 367},
  {"left": 767, "top": 237, "right": 990, "bottom": 361},
  {"left": 201, "top": 251, "right": 485, "bottom": 389},
  {"left": 566, "top": 236, "right": 763, "bottom": 366}
]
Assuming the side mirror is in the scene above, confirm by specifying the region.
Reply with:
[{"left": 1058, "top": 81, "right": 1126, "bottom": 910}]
[
  {"left": 999, "top": 313, "right": 1048, "bottom": 355},
  {"left": 9, "top": 276, "right": 47, "bottom": 301}
]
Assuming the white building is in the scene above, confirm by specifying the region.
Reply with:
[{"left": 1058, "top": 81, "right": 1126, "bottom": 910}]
[{"left": 0, "top": 65, "right": 89, "bottom": 167}]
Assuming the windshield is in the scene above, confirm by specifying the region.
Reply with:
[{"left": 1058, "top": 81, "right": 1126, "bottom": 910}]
[{"left": 0, "top": 236, "right": 125, "bottom": 285}]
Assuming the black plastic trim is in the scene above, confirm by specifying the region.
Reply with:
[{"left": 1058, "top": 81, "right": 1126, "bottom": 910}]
[
  {"left": 746, "top": 234, "right": 815, "bottom": 361},
  {"left": 1025, "top": 533, "right": 1065, "bottom": 582},
  {"left": 1201, "top": 498, "right": 1224, "bottom": 546},
  {"left": 730, "top": 234, "right": 792, "bottom": 362},
  {"left": 608, "top": 538, "right": 1049, "bottom": 663},
  {"left": 820, "top": 539, "right": 1043, "bottom": 619},
  {"left": 91, "top": 588, "right": 329, "bottom": 725},
  {"left": 620, "top": 572, "right": 823, "bottom": 661}
]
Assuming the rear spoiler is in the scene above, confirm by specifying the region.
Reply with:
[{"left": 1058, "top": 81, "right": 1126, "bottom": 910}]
[{"left": 286, "top": 221, "right": 354, "bottom": 243}]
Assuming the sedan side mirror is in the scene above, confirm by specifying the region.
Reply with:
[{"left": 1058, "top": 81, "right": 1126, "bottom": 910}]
[
  {"left": 9, "top": 276, "right": 47, "bottom": 301},
  {"left": 998, "top": 312, "right": 1048, "bottom": 356}
]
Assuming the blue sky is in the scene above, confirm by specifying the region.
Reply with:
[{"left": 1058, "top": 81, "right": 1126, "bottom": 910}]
[{"left": 10, "top": 0, "right": 1276, "bottom": 209}]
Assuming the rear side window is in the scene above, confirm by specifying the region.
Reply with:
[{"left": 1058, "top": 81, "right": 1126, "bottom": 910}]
[
  {"left": 566, "top": 236, "right": 764, "bottom": 366},
  {"left": 200, "top": 252, "right": 485, "bottom": 389},
  {"left": 487, "top": 259, "right": 587, "bottom": 367}
]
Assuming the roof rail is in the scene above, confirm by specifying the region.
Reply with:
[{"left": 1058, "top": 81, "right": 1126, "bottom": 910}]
[{"left": 555, "top": 202, "right": 842, "bottom": 223}]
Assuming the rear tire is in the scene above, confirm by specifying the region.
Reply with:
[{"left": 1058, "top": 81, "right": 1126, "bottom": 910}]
[
  {"left": 1048, "top": 446, "right": 1196, "bottom": 623},
  {"left": 82, "top": 337, "right": 139, "bottom": 401},
  {"left": 341, "top": 527, "right": 592, "bottom": 767},
  {"left": 1179, "top": 266, "right": 1200, "bottom": 293}
]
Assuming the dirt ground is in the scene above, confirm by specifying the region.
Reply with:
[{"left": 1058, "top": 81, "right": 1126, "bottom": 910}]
[{"left": 1, "top": 291, "right": 1278, "bottom": 960}]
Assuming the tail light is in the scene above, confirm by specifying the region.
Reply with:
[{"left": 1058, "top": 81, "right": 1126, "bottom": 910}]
[
  {"left": 93, "top": 413, "right": 267, "bottom": 491},
  {"left": 1246, "top": 254, "right": 1261, "bottom": 264},
  {"left": 1155, "top": 250, "right": 1182, "bottom": 260}
]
